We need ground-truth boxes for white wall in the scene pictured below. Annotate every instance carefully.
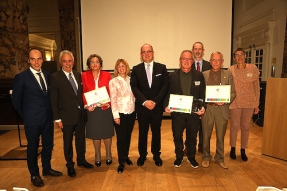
[80,0,233,70]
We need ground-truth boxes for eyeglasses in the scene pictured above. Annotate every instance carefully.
[234,53,245,57]
[90,61,100,64]
[141,50,153,54]
[180,58,192,61]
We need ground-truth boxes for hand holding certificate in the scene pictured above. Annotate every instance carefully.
[84,86,110,106]
[205,85,231,103]
[168,94,193,113]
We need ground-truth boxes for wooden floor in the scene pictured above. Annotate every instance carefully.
[0,120,286,191]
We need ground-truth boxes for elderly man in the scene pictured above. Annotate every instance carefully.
[50,50,93,178]
[164,50,206,168]
[201,51,236,169]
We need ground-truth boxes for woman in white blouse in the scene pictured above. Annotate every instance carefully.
[109,59,136,174]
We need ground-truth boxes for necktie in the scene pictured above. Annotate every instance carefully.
[146,64,151,87]
[36,72,46,94]
[69,73,78,95]
[197,62,200,72]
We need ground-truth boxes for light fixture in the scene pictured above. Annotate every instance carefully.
[45,51,51,61]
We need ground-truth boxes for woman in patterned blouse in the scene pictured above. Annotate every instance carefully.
[228,48,260,162]
[109,59,136,174]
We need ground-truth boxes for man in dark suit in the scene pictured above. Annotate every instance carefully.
[164,50,206,168]
[50,50,93,178]
[12,48,62,187]
[186,42,211,154]
[130,43,169,166]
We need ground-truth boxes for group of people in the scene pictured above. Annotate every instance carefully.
[11,42,260,188]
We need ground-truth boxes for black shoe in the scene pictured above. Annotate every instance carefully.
[153,156,163,166]
[230,147,236,160]
[117,164,124,174]
[137,156,146,166]
[67,167,76,178]
[43,169,63,176]
[187,158,199,169]
[106,159,112,166]
[174,158,183,168]
[78,161,94,169]
[31,176,44,187]
[240,148,248,161]
[125,157,133,165]
[95,161,101,167]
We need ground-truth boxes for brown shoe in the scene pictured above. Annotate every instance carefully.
[215,161,228,169]
[202,160,209,168]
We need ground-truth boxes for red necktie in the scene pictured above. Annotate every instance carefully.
[197,62,200,72]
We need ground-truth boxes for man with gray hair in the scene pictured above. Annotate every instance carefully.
[50,50,93,178]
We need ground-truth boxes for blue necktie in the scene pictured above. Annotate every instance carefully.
[69,73,77,95]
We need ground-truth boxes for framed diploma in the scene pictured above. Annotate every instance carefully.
[205,85,231,103]
[84,86,110,106]
[168,94,193,114]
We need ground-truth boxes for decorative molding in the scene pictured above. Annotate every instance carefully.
[239,9,275,29]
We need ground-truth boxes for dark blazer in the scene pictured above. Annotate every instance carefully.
[193,60,211,72]
[12,68,52,126]
[202,69,236,120]
[130,62,169,113]
[164,68,206,118]
[50,70,87,125]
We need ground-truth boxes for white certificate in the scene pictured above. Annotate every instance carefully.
[168,94,193,114]
[205,85,231,103]
[84,86,110,106]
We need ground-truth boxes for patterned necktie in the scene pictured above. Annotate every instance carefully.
[146,64,151,87]
[197,62,200,72]
[36,72,46,94]
[69,73,77,95]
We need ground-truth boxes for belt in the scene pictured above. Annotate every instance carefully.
[208,103,218,107]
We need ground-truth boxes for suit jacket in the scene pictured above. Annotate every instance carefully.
[12,68,52,126]
[50,70,87,125]
[202,69,236,120]
[81,70,112,109]
[130,62,169,113]
[193,60,211,72]
[163,68,206,118]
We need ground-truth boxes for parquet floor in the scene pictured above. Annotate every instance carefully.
[0,119,286,191]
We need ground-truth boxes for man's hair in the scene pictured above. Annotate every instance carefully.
[59,50,74,63]
[192,42,204,50]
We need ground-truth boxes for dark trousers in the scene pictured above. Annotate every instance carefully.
[62,110,86,168]
[198,121,203,148]
[114,112,136,164]
[172,113,199,160]
[24,119,53,176]
[137,109,163,157]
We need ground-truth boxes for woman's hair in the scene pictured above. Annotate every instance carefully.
[113,59,130,77]
[233,48,245,58]
[86,54,103,68]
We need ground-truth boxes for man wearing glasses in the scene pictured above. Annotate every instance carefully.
[130,43,169,167]
[164,50,206,168]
